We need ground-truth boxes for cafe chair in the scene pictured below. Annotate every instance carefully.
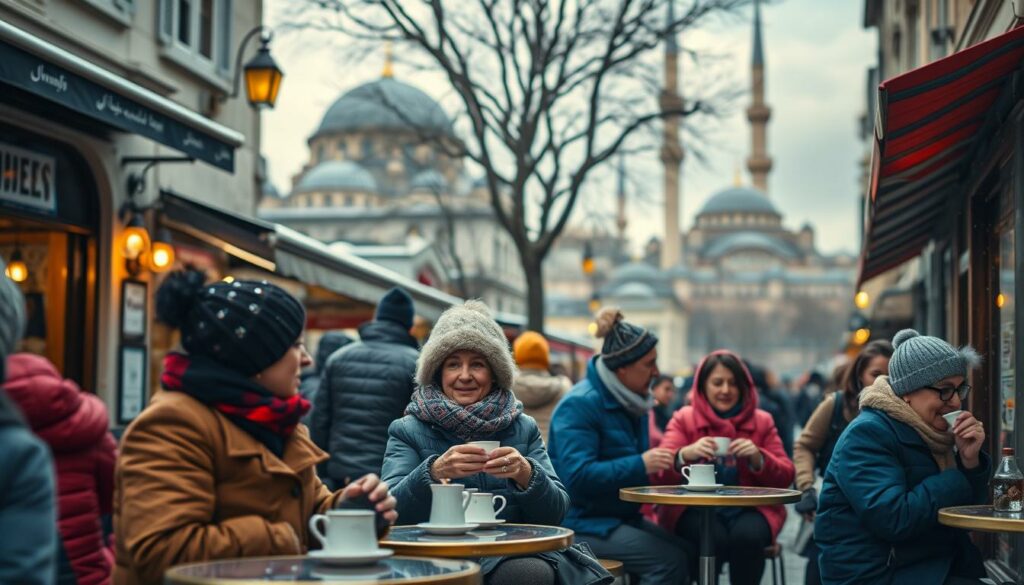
[598,558,626,585]
[764,542,786,585]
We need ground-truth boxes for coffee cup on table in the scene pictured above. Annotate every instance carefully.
[941,410,964,432]
[681,464,716,486]
[467,440,500,454]
[429,483,472,525]
[711,437,731,457]
[308,510,379,554]
[465,492,507,523]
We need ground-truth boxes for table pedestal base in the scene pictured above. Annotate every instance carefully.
[698,507,716,585]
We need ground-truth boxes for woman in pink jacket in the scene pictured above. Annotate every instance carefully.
[655,350,794,585]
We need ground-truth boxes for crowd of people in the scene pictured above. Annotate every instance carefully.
[0,262,999,585]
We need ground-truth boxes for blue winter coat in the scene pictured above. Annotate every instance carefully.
[0,392,57,585]
[548,357,650,537]
[815,406,989,585]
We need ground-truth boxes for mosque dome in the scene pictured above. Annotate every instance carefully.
[312,78,453,139]
[702,231,799,260]
[294,160,378,194]
[697,186,780,217]
[409,169,448,193]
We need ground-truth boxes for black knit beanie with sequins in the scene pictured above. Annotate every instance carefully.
[156,269,306,376]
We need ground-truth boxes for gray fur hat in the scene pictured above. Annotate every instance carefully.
[0,258,26,370]
[416,300,517,390]
[889,329,981,397]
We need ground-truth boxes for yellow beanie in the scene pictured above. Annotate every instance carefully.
[513,331,550,370]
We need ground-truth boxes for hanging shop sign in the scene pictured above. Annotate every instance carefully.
[0,40,235,171]
[0,142,56,215]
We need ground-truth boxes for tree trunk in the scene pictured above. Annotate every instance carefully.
[521,250,546,334]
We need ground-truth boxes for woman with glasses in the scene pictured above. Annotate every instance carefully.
[816,330,989,585]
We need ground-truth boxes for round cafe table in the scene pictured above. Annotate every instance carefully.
[379,524,573,558]
[938,505,1024,534]
[163,555,480,584]
[620,486,801,585]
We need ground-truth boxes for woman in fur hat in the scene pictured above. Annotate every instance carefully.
[816,330,989,585]
[113,270,397,585]
[382,300,610,585]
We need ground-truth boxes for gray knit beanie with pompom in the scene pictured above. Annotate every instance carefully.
[416,300,517,390]
[888,329,981,397]
[593,307,659,370]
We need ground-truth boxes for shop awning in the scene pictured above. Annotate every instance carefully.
[858,25,1024,286]
[0,21,243,172]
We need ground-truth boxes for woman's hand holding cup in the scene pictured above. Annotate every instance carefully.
[483,446,533,489]
[950,411,985,469]
[728,438,764,469]
[431,445,489,481]
[679,437,717,463]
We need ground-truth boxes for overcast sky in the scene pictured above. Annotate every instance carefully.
[262,0,877,256]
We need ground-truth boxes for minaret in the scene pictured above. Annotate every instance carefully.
[660,0,684,269]
[382,41,394,78]
[746,0,773,194]
[616,153,628,243]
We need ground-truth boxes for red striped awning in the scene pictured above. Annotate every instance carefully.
[858,25,1024,286]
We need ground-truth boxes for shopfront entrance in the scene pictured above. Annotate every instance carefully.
[0,123,98,388]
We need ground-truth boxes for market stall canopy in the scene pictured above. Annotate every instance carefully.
[0,20,242,172]
[858,24,1024,286]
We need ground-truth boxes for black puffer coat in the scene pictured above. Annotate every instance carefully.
[309,320,418,486]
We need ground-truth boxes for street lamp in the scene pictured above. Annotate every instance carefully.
[224,27,284,109]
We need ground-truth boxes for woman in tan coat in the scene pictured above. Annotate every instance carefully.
[113,270,397,585]
[792,339,891,585]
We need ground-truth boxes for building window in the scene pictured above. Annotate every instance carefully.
[158,0,233,86]
[81,0,135,26]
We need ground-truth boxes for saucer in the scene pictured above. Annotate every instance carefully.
[468,519,506,529]
[683,483,723,492]
[417,522,480,535]
[307,548,394,566]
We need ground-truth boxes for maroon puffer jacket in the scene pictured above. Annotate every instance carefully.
[4,353,116,585]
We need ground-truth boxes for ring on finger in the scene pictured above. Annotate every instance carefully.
[502,465,508,473]
[504,456,511,466]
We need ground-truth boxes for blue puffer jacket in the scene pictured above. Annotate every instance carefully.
[382,413,569,525]
[816,405,989,585]
[548,357,650,537]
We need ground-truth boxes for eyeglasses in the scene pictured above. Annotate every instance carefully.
[923,383,971,403]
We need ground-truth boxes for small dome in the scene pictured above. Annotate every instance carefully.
[609,282,658,299]
[609,261,664,284]
[698,186,779,216]
[295,160,378,194]
[409,169,448,193]
[702,231,799,260]
[313,78,453,139]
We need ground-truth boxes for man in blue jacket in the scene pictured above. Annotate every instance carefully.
[549,308,689,585]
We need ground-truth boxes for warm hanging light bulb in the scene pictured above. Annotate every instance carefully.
[148,226,175,273]
[122,212,150,261]
[5,248,28,283]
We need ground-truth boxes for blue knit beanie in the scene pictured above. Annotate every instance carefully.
[593,307,658,370]
[375,287,415,330]
[888,329,981,397]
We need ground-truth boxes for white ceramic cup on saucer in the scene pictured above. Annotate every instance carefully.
[308,510,379,554]
[468,440,500,454]
[429,483,471,525]
[466,492,507,523]
[682,464,716,486]
[711,437,731,457]
[942,410,964,432]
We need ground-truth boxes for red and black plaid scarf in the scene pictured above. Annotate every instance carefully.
[162,352,310,457]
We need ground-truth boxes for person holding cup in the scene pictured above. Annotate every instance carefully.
[816,330,989,584]
[382,300,607,585]
[112,270,398,585]
[654,350,795,585]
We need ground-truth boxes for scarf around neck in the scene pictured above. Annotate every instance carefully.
[596,357,652,418]
[161,353,310,457]
[406,384,523,442]
[859,376,956,470]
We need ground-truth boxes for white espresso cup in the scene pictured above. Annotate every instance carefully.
[942,410,964,432]
[429,483,472,525]
[712,437,732,457]
[682,464,717,486]
[465,492,507,523]
[308,510,379,554]
[468,440,500,454]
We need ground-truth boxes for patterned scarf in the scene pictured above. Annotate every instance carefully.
[162,352,310,457]
[406,384,523,441]
[859,376,956,470]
